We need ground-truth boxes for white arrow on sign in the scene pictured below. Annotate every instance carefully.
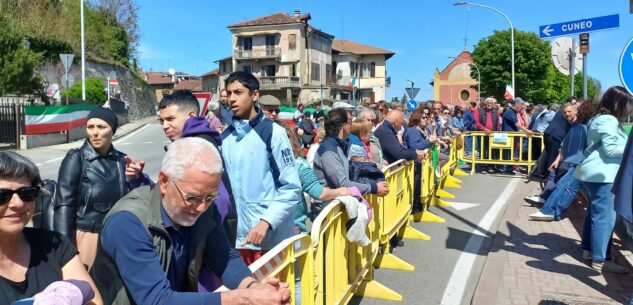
[542,25,554,37]
[449,201,481,211]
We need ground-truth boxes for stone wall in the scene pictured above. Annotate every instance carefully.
[39,59,157,120]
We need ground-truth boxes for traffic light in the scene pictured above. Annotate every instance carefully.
[579,33,589,54]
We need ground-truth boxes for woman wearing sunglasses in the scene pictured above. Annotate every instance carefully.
[54,108,151,270]
[0,151,103,305]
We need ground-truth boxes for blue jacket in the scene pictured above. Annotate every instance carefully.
[463,110,475,131]
[613,132,633,222]
[221,111,301,250]
[374,121,417,164]
[403,127,431,151]
[574,115,628,183]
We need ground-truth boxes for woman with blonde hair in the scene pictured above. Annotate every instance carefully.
[349,119,374,162]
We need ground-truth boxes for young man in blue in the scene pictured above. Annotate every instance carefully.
[221,71,302,264]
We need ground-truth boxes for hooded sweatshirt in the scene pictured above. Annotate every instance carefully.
[181,116,231,223]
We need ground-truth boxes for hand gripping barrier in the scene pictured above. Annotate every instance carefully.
[461,131,544,176]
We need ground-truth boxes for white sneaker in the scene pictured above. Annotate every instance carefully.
[524,196,545,206]
[528,211,554,221]
[592,261,629,274]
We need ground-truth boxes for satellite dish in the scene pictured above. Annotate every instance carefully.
[551,37,582,76]
[168,68,176,75]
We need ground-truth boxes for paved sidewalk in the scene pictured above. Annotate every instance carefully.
[472,180,633,305]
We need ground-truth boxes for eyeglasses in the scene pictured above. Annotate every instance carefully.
[168,176,217,207]
[0,186,40,205]
[263,107,279,114]
[378,108,386,112]
[442,112,450,115]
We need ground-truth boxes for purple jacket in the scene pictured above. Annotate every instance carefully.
[182,116,230,222]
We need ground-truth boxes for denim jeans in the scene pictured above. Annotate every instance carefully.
[581,182,616,262]
[539,167,581,220]
[540,167,570,200]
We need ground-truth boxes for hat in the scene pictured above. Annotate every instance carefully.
[31,280,95,305]
[348,144,368,159]
[87,107,118,134]
[512,97,525,106]
[258,95,281,106]
[303,111,311,117]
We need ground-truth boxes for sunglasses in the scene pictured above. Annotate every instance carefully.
[0,186,40,205]
[169,176,217,207]
[443,112,450,115]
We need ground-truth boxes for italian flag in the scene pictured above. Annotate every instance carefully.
[24,103,96,135]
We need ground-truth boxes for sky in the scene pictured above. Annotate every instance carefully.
[137,0,632,102]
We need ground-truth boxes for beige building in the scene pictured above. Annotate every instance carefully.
[228,10,334,105]
[331,40,394,103]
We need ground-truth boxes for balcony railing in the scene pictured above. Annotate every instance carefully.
[234,46,281,60]
[260,76,300,90]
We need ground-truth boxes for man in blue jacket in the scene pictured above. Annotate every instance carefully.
[374,110,427,164]
[221,71,302,264]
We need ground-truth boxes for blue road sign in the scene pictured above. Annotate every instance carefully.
[406,99,417,111]
[539,14,619,39]
[620,37,633,94]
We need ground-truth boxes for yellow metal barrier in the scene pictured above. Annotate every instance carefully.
[462,131,544,176]
[214,234,314,305]
[241,157,452,305]
[311,199,401,304]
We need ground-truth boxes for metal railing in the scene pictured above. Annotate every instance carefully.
[234,46,281,59]
[260,76,301,89]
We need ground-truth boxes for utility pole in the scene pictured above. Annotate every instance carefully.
[80,0,86,100]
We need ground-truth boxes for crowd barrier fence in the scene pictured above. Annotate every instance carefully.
[231,136,467,304]
[461,131,544,176]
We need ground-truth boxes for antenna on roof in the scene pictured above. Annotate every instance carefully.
[463,6,471,50]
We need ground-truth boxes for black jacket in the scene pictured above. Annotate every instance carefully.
[54,140,129,243]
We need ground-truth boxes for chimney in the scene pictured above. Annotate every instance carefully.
[293,10,300,17]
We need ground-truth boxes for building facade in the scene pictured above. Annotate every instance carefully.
[331,40,394,103]
[431,50,479,106]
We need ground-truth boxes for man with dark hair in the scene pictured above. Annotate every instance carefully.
[221,71,301,265]
[158,90,200,141]
[534,96,577,177]
[313,108,389,198]
[219,89,233,125]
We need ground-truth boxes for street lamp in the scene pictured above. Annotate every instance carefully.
[453,1,515,96]
[448,56,481,102]
[80,0,86,101]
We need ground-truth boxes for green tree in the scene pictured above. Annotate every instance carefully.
[471,29,600,104]
[61,77,106,103]
[0,16,44,96]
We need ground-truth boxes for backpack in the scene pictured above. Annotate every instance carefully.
[222,118,282,189]
[32,179,57,231]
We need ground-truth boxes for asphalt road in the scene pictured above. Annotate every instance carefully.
[353,171,526,305]
[16,122,168,181]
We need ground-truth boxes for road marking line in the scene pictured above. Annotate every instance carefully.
[114,124,151,144]
[440,178,520,305]
[449,201,481,212]
[143,141,154,144]
[44,157,63,163]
